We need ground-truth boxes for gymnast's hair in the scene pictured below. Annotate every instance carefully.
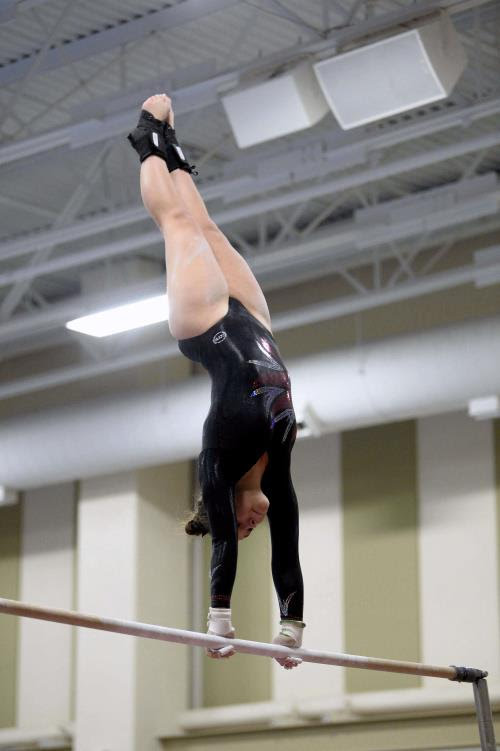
[185,493,210,536]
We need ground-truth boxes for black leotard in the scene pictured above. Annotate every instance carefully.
[178,297,304,621]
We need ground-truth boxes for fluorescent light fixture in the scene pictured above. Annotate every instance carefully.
[0,486,18,506]
[468,396,500,420]
[66,294,168,337]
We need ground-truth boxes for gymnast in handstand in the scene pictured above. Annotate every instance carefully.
[128,94,304,669]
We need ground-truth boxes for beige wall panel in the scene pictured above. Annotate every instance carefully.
[495,419,500,636]
[342,421,421,692]
[418,413,499,685]
[203,519,271,707]
[76,473,137,751]
[272,433,344,701]
[77,464,192,751]
[17,483,75,729]
[0,503,20,728]
[136,462,192,745]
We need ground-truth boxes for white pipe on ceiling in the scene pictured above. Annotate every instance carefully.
[0,315,499,490]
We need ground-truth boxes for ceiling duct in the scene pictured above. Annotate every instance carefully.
[1,315,499,490]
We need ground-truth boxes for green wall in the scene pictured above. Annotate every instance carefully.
[203,520,271,706]
[0,502,21,727]
[495,419,500,630]
[342,421,421,692]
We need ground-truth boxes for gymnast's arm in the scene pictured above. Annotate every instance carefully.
[262,453,304,623]
[197,449,239,610]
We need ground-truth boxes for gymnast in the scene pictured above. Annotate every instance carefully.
[128,94,304,669]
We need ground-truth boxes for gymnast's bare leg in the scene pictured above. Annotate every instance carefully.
[139,97,229,340]
[169,170,272,333]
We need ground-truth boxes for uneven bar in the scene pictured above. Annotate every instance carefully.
[0,597,484,681]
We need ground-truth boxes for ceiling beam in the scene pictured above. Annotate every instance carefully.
[2,254,500,400]
[1,0,490,88]
[0,0,494,168]
[1,97,499,263]
[0,0,16,24]
[0,142,112,321]
[0,129,500,296]
[0,193,57,219]
[1,171,496,290]
[259,0,326,39]
[14,0,54,10]
[0,177,498,345]
[0,0,75,134]
[0,0,243,86]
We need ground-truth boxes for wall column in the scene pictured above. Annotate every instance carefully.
[417,412,500,687]
[272,433,344,701]
[0,503,21,729]
[76,462,191,751]
[17,483,75,729]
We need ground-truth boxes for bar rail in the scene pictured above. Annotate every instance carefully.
[0,597,486,682]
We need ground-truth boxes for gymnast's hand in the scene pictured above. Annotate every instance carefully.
[141,93,174,127]
[206,607,236,659]
[273,620,305,670]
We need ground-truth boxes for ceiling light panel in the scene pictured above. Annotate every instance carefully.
[66,294,168,337]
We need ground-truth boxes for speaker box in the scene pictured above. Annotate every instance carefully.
[221,61,329,148]
[314,14,467,130]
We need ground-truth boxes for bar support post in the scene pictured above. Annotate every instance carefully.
[473,678,497,751]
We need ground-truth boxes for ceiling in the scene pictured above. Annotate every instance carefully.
[0,0,499,402]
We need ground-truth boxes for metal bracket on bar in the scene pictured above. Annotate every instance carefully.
[450,665,489,682]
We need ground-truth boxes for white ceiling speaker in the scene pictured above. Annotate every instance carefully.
[313,14,467,130]
[221,61,329,148]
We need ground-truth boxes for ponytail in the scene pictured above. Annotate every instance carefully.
[185,495,210,537]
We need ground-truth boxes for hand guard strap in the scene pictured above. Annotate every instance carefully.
[127,109,169,164]
[164,121,198,175]
[127,110,198,175]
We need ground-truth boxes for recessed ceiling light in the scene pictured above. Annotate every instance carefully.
[66,294,169,337]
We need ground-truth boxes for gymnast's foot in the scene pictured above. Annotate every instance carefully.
[142,93,174,126]
[273,620,305,670]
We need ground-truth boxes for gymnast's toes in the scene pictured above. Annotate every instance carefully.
[142,93,171,122]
